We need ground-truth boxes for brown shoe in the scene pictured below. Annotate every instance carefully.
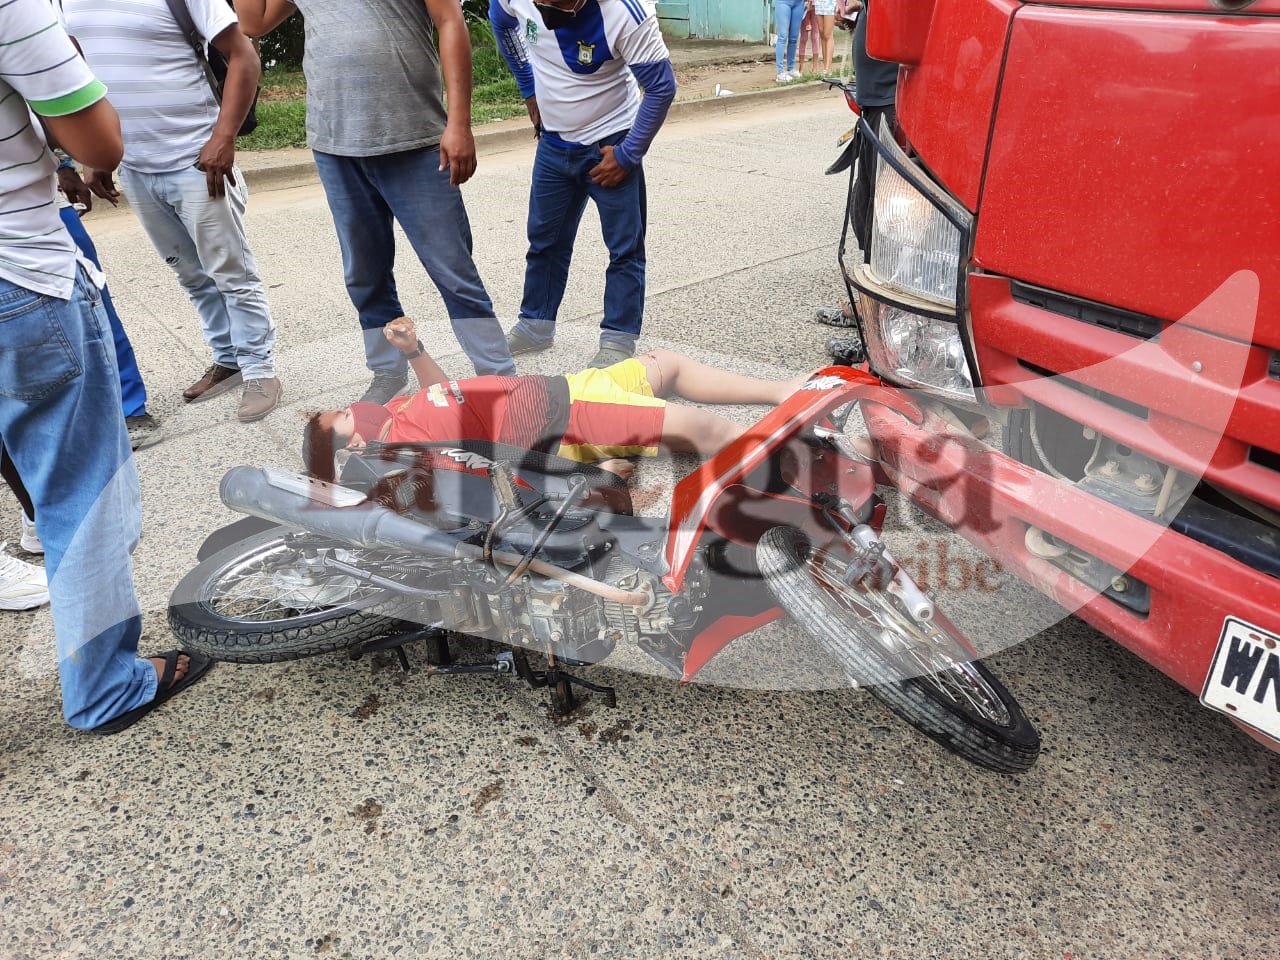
[183,363,241,402]
[237,377,282,422]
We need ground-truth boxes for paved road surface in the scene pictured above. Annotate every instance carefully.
[0,96,1275,960]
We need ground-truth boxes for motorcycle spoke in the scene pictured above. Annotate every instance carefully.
[806,544,1011,726]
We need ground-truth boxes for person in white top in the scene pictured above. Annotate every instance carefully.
[0,0,213,731]
[64,0,284,423]
[490,0,676,370]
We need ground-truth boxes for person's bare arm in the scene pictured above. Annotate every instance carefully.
[197,24,262,198]
[425,0,477,186]
[235,0,297,37]
[43,98,122,171]
[385,318,449,386]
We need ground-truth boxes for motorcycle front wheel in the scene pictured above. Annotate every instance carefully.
[168,528,421,663]
[756,525,1040,773]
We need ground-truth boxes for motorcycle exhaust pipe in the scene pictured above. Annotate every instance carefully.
[220,465,465,559]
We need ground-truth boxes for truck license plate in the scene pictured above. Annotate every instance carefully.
[1200,617,1280,742]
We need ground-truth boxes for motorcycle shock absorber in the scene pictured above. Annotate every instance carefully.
[848,525,935,622]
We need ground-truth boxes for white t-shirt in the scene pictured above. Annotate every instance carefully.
[0,0,108,298]
[64,0,237,173]
[494,0,669,145]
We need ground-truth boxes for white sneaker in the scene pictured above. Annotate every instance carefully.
[776,72,791,83]
[0,550,49,610]
[19,513,42,554]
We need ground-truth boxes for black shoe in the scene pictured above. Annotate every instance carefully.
[826,336,866,367]
[359,371,410,405]
[126,413,162,451]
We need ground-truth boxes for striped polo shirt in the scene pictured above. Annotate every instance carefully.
[0,0,107,298]
[64,0,235,173]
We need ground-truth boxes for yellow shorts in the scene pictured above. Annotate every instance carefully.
[559,359,666,462]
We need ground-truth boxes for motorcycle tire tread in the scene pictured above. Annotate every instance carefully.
[168,529,420,663]
[756,525,1041,774]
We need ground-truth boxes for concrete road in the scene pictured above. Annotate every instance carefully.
[1,93,1276,960]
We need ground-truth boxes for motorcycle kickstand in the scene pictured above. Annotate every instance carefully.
[349,625,453,672]
[509,648,617,715]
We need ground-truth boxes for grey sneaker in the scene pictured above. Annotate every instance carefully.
[826,335,866,367]
[814,304,858,328]
[237,377,283,422]
[359,371,410,405]
[587,345,634,369]
[125,413,162,451]
[505,327,553,356]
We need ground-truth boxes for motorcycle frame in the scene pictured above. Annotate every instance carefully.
[661,365,924,679]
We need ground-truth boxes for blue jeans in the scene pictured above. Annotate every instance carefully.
[59,206,148,417]
[118,164,277,380]
[510,132,647,354]
[775,0,806,73]
[312,147,515,378]
[0,269,154,729]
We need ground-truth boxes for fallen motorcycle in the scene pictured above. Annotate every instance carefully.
[168,366,1040,773]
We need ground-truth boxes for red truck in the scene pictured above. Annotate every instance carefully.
[843,0,1280,748]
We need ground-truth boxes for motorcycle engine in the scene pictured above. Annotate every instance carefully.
[472,556,696,666]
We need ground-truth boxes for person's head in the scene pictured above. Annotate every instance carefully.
[302,402,393,481]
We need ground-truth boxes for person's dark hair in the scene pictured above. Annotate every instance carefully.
[302,411,340,483]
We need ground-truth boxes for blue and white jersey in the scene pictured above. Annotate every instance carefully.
[491,0,670,149]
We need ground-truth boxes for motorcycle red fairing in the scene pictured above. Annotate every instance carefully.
[665,366,924,679]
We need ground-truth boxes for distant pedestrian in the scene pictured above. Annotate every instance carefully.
[812,0,837,74]
[490,0,677,370]
[64,0,284,423]
[775,0,806,81]
[238,0,516,406]
[797,1,819,76]
[0,0,212,730]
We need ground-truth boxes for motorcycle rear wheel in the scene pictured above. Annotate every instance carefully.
[168,529,419,663]
[757,525,1040,773]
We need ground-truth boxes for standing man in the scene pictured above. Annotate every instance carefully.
[490,0,676,370]
[0,0,211,731]
[238,0,516,405]
[64,0,284,423]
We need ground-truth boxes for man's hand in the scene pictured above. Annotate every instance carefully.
[525,95,542,138]
[57,166,94,212]
[81,166,120,206]
[589,145,629,187]
[439,122,477,187]
[383,317,419,354]
[196,132,238,198]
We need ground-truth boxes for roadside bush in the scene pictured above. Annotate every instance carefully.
[257,15,305,69]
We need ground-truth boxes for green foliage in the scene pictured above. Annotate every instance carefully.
[462,0,491,23]
[237,98,307,150]
[256,14,305,69]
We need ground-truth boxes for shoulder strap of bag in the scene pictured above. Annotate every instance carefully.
[160,0,223,102]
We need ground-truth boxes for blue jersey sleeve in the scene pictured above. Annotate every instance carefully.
[613,59,676,170]
[489,0,537,99]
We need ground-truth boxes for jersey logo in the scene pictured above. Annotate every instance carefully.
[525,19,538,44]
[426,383,450,408]
[576,41,595,66]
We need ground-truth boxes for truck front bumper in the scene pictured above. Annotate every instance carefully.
[861,399,1280,748]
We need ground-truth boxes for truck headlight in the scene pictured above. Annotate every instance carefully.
[856,296,975,399]
[870,161,961,306]
[843,116,977,403]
